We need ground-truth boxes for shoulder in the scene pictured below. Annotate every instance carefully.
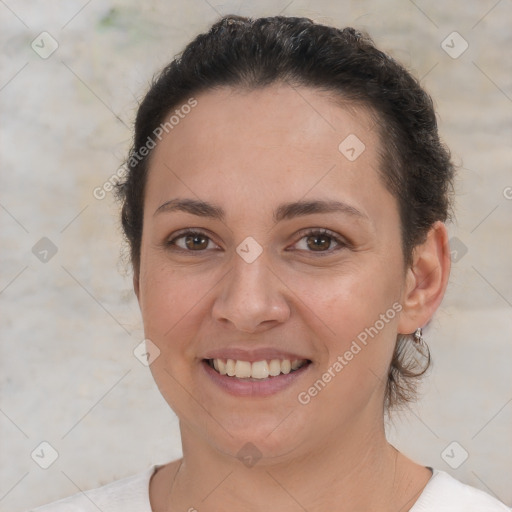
[411,468,511,512]
[28,464,159,512]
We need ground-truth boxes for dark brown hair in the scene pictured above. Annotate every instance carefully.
[114,14,455,409]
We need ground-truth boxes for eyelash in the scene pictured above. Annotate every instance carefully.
[164,228,349,256]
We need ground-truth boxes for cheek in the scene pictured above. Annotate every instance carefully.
[295,259,402,336]
[138,262,199,343]
[140,267,204,406]
[294,259,402,390]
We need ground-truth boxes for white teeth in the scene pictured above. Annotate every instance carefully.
[217,359,227,375]
[251,360,269,379]
[209,358,308,379]
[234,360,252,378]
[291,359,301,370]
[269,359,281,376]
[226,359,236,376]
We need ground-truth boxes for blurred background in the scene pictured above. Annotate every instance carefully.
[1,1,511,510]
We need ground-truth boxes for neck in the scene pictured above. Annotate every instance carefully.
[161,412,426,512]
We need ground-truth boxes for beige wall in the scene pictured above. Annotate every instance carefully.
[1,1,511,510]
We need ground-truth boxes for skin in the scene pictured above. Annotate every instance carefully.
[133,83,451,512]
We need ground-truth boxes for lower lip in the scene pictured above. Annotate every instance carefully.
[200,360,312,397]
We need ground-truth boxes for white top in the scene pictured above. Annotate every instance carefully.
[29,464,511,512]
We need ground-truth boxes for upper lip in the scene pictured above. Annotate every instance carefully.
[203,347,311,363]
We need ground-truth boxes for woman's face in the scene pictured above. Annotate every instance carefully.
[135,84,409,461]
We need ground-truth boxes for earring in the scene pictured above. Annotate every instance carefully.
[413,327,423,344]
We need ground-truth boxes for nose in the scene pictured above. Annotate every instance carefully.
[211,252,291,333]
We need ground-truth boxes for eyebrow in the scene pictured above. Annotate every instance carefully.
[154,198,369,223]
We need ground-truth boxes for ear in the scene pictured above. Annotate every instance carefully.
[397,221,451,335]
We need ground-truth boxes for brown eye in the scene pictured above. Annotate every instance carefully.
[183,233,209,250]
[166,230,217,252]
[293,228,347,255]
[306,233,333,251]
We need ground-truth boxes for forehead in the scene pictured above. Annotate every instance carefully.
[166,83,378,151]
[144,83,388,218]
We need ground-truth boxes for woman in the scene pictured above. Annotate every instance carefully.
[31,14,510,512]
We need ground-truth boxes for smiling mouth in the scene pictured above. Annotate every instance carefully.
[204,358,311,379]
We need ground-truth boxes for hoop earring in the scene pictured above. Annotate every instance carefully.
[413,327,423,344]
